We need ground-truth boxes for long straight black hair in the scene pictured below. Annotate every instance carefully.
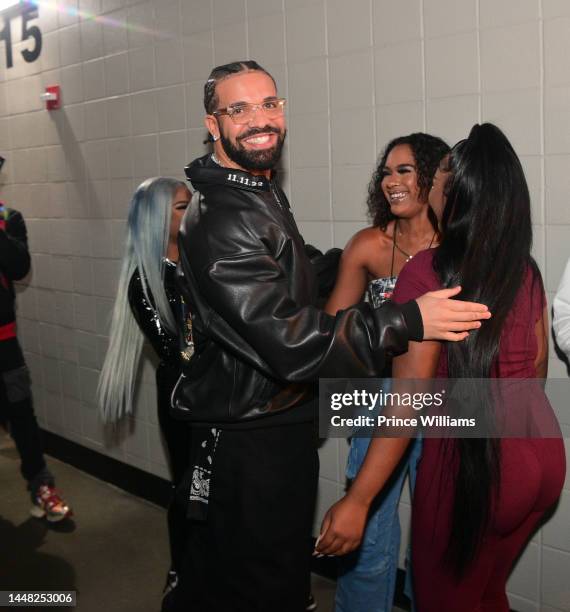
[433,123,537,574]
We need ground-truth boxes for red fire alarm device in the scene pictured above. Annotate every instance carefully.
[41,85,61,110]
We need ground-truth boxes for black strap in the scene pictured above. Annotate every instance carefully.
[390,220,397,278]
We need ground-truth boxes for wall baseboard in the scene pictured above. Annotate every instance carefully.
[42,429,173,509]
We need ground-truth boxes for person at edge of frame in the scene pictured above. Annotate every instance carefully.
[553,257,570,362]
[0,155,72,523]
[168,60,490,612]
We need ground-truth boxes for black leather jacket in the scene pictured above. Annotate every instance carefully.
[173,155,422,425]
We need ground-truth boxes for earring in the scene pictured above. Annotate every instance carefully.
[212,134,219,142]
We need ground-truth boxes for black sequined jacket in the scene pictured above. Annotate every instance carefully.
[127,260,181,368]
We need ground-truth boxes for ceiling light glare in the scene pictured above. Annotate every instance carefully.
[0,0,21,11]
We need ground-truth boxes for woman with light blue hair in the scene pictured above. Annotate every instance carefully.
[98,176,192,600]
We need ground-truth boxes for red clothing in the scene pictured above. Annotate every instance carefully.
[393,248,565,612]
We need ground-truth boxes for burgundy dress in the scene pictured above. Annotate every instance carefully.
[393,248,566,612]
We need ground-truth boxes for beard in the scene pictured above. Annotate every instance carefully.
[219,125,286,171]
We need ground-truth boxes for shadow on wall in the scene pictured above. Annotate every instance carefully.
[50,107,102,219]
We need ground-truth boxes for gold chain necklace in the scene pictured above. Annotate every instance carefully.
[394,220,436,262]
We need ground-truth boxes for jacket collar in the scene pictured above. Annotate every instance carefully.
[185,154,273,193]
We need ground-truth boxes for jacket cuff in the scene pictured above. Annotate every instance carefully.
[400,300,423,342]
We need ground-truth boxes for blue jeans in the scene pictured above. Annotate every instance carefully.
[335,434,422,612]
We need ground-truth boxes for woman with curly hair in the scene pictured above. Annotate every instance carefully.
[326,133,450,612]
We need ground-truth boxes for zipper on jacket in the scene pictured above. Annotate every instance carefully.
[270,180,289,213]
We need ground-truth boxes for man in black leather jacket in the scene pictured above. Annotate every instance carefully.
[172,61,489,612]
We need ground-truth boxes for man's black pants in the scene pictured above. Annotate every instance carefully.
[0,366,53,496]
[173,420,319,612]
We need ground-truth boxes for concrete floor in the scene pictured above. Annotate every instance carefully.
[0,436,173,611]
[0,433,339,612]
[0,432,406,611]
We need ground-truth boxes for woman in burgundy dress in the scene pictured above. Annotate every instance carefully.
[316,123,565,611]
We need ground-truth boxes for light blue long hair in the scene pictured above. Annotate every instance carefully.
[98,177,186,422]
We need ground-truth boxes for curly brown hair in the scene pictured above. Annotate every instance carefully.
[367,133,450,230]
